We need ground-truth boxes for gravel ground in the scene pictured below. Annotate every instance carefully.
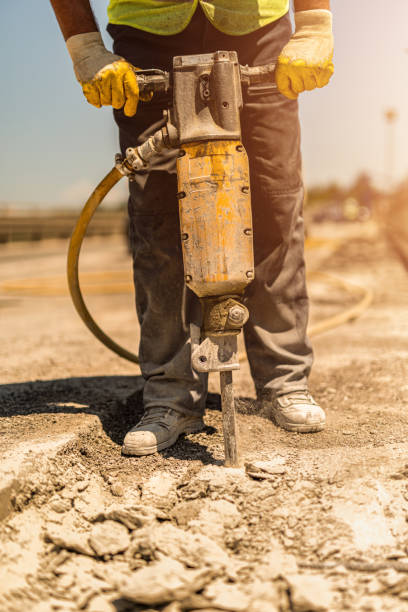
[1,221,408,611]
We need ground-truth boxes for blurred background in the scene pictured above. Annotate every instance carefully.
[0,0,407,256]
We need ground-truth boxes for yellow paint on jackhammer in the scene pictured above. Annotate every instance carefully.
[177,140,254,297]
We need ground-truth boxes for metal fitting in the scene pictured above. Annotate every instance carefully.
[125,128,170,172]
[227,305,249,328]
[115,154,136,178]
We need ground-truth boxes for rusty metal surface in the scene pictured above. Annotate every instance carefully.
[177,140,254,297]
[220,370,241,467]
[201,296,249,336]
[171,51,243,144]
[191,334,239,373]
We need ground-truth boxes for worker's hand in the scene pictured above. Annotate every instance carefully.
[276,9,334,100]
[66,32,148,116]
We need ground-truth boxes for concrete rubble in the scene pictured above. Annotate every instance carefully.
[2,229,408,610]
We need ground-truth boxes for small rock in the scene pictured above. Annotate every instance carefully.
[142,472,176,500]
[286,574,333,612]
[245,461,286,480]
[128,523,233,575]
[49,496,72,514]
[189,499,242,543]
[92,504,164,530]
[110,482,124,497]
[342,431,353,436]
[171,499,203,527]
[89,520,130,557]
[75,480,89,492]
[45,527,94,556]
[118,558,214,605]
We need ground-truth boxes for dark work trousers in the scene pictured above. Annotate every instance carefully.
[108,7,313,416]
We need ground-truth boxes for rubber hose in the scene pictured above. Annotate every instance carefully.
[67,167,140,364]
[67,169,373,365]
[307,271,374,337]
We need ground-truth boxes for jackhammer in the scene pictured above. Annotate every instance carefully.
[67,51,278,466]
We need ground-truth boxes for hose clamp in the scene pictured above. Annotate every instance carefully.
[114,154,137,179]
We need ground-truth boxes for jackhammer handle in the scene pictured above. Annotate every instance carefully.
[133,68,171,95]
[240,60,278,90]
[133,60,278,96]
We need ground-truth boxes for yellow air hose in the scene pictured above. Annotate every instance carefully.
[65,168,373,366]
[67,167,140,364]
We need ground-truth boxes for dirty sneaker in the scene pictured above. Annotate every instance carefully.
[122,407,205,456]
[265,391,325,433]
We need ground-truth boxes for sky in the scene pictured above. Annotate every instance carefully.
[1,1,407,207]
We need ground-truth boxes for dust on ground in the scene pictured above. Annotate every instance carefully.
[1,221,408,611]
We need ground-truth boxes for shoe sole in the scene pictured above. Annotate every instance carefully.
[122,420,205,456]
[273,413,325,433]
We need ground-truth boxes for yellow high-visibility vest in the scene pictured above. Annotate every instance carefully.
[107,1,289,36]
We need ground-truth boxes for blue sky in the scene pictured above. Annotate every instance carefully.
[1,1,407,207]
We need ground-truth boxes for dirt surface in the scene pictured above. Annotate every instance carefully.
[1,221,408,611]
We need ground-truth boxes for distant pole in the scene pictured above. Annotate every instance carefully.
[384,108,398,191]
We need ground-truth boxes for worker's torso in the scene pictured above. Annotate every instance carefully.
[107,0,289,36]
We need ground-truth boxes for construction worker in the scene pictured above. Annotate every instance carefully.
[50,0,334,455]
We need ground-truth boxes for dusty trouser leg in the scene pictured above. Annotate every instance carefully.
[114,108,207,416]
[237,21,314,400]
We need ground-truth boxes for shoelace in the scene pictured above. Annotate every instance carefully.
[139,407,173,429]
[280,391,316,404]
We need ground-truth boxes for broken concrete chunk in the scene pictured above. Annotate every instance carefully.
[192,465,248,492]
[128,523,232,574]
[188,499,242,543]
[49,495,72,514]
[118,558,214,605]
[110,482,124,497]
[172,499,241,532]
[171,499,203,527]
[45,526,95,556]
[199,500,241,530]
[89,520,130,557]
[91,504,166,530]
[286,574,333,612]
[245,461,286,480]
[142,471,176,500]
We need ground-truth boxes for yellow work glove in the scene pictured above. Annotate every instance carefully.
[66,32,145,117]
[276,9,334,100]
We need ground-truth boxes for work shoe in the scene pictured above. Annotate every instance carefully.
[265,391,325,433]
[122,407,205,456]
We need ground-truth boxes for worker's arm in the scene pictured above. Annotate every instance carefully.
[49,0,140,116]
[275,0,334,100]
